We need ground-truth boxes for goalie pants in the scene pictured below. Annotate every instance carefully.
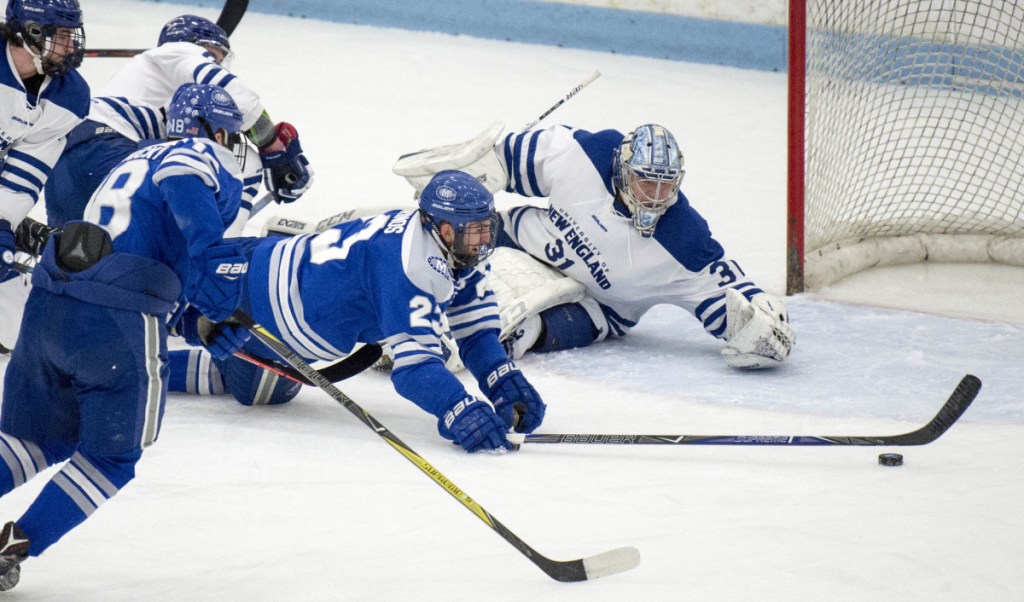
[0,288,166,555]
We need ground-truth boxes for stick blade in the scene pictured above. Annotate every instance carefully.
[886,374,981,445]
[535,545,640,582]
[582,545,641,580]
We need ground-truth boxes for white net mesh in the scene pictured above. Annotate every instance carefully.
[802,1,1024,287]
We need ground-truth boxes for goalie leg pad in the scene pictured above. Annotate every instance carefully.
[720,289,795,369]
[488,247,587,341]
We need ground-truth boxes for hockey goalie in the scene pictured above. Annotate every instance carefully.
[391,120,795,369]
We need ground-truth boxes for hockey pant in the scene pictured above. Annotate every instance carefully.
[0,289,166,556]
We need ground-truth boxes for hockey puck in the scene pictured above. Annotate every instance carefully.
[878,453,903,467]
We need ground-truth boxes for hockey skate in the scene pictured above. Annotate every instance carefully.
[0,521,30,592]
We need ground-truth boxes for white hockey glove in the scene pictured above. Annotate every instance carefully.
[720,289,795,369]
[393,121,508,195]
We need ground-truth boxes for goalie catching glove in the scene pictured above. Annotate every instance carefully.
[721,289,795,369]
[260,122,314,203]
[479,361,546,433]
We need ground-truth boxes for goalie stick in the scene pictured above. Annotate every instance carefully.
[521,70,601,131]
[508,374,981,447]
[231,309,640,582]
[85,0,249,58]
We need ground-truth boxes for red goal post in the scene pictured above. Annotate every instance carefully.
[786,1,1024,293]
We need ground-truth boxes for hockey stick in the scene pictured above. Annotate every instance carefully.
[85,0,248,58]
[231,309,640,582]
[508,375,981,447]
[234,344,383,386]
[520,70,601,131]
[215,0,249,37]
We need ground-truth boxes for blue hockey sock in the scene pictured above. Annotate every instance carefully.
[0,434,73,495]
[17,449,141,556]
[534,303,599,352]
[167,348,226,395]
[221,355,301,406]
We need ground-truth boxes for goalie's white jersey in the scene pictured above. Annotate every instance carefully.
[498,125,765,339]
[88,42,264,142]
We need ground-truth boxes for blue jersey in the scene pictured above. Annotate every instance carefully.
[246,209,506,416]
[0,137,244,561]
[81,138,244,300]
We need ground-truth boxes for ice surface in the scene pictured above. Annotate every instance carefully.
[0,2,1020,600]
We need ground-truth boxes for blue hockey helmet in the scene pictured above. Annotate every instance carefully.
[166,83,244,140]
[612,124,685,237]
[419,170,497,268]
[158,14,231,65]
[4,0,85,76]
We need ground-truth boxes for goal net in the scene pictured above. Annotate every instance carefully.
[787,0,1024,292]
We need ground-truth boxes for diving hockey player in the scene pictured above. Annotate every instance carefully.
[394,123,795,369]
[172,170,547,453]
[0,83,251,591]
[0,0,88,351]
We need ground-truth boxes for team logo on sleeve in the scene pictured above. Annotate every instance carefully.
[427,255,453,282]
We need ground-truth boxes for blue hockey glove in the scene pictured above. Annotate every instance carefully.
[437,396,512,453]
[260,122,313,204]
[174,306,252,361]
[188,243,248,323]
[0,220,18,283]
[200,322,251,361]
[480,361,546,433]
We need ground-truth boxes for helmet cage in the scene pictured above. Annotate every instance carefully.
[614,124,685,237]
[19,20,84,75]
[433,212,498,269]
[5,0,85,76]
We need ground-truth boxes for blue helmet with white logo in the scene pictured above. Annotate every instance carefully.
[158,14,231,64]
[4,0,85,76]
[166,83,243,140]
[612,124,685,237]
[419,170,497,268]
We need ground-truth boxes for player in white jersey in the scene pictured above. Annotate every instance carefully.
[174,171,547,453]
[42,13,313,231]
[0,0,88,352]
[395,123,795,369]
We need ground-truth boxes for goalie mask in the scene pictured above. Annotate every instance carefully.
[4,0,85,76]
[166,83,247,169]
[419,170,498,269]
[612,124,685,237]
